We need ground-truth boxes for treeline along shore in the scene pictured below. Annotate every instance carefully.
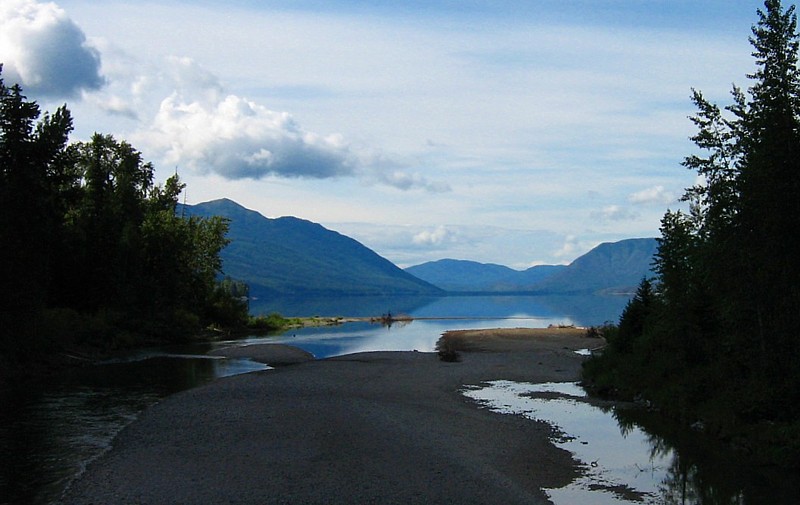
[0,65,259,386]
[582,0,800,468]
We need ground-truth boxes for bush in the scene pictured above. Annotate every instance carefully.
[435,337,461,362]
[247,313,290,331]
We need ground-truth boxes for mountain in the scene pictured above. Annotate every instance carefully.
[533,238,658,295]
[405,238,658,295]
[405,260,565,292]
[184,199,443,296]
[493,264,567,291]
[403,259,516,292]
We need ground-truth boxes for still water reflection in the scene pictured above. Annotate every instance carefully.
[463,381,799,504]
[6,294,793,504]
[249,293,629,327]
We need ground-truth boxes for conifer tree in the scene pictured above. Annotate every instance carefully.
[585,1,800,448]
[0,66,74,348]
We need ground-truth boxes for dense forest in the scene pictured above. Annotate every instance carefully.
[583,0,800,465]
[0,66,248,374]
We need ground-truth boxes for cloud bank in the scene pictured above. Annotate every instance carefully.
[0,0,103,97]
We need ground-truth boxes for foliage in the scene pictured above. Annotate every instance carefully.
[0,66,247,363]
[207,277,250,327]
[582,0,800,466]
[435,337,461,362]
[246,313,298,331]
[0,68,74,351]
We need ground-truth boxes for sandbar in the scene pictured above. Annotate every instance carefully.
[61,327,602,504]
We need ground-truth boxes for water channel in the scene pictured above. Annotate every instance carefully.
[1,295,797,504]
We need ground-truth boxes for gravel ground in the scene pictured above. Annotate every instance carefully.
[208,343,315,365]
[61,328,600,505]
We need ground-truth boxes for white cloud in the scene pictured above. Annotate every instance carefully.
[412,225,455,247]
[368,163,452,193]
[0,0,103,97]
[553,235,579,260]
[333,221,570,268]
[629,185,677,205]
[137,90,357,180]
[553,235,599,262]
[23,1,755,267]
[127,57,449,190]
[594,205,640,222]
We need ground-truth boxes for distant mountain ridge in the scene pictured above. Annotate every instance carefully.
[185,198,656,297]
[184,199,442,297]
[406,238,658,295]
[533,238,658,294]
[404,259,567,292]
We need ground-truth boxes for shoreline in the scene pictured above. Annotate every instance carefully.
[62,327,601,504]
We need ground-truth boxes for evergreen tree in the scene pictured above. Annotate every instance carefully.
[0,66,74,350]
[736,0,800,386]
[584,1,800,460]
[614,277,655,354]
[1,65,245,360]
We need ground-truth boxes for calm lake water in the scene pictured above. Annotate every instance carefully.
[2,295,797,504]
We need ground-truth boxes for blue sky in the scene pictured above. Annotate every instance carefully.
[1,0,770,268]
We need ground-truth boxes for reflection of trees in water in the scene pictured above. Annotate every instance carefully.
[611,408,753,505]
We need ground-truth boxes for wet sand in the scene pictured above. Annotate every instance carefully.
[61,327,602,505]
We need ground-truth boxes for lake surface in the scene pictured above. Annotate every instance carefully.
[2,294,796,504]
[248,293,630,327]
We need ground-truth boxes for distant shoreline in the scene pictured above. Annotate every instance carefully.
[287,315,591,328]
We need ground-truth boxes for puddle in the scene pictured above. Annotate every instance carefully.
[462,381,671,504]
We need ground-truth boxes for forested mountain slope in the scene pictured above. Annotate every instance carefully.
[185,199,443,296]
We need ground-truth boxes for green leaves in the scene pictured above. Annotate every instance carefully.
[1,65,243,351]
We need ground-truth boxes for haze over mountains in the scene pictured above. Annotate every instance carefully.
[186,199,657,297]
[404,261,565,293]
[407,238,657,294]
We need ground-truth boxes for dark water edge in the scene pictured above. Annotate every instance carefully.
[465,381,800,504]
[609,406,800,504]
[0,354,267,505]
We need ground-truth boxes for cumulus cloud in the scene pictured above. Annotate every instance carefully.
[629,185,676,205]
[412,225,455,246]
[0,0,103,97]
[133,57,447,190]
[136,65,357,180]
